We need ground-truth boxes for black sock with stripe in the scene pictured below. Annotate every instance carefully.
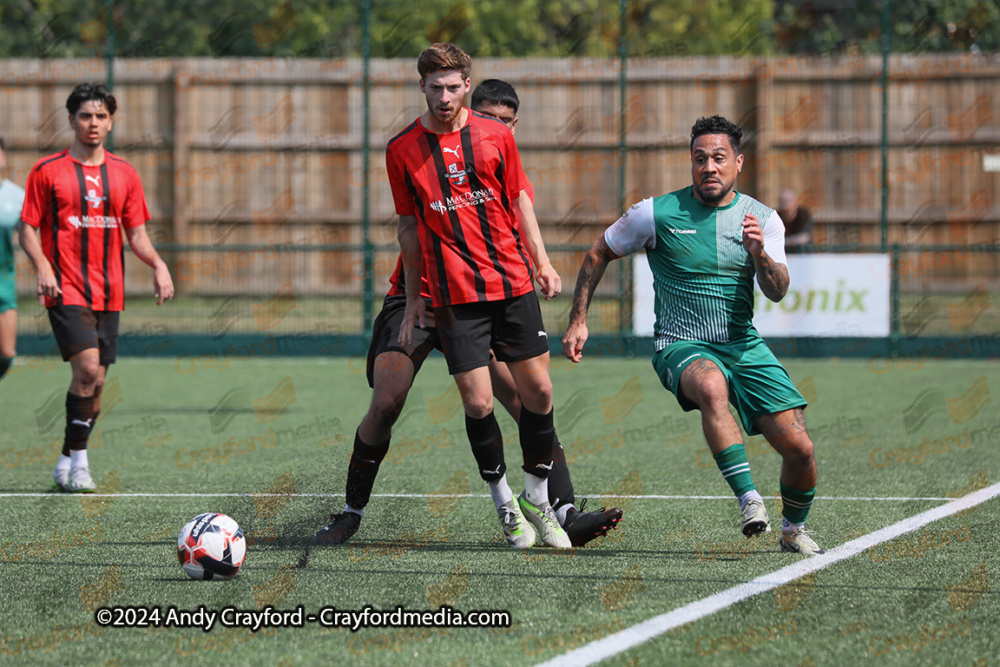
[518,406,555,478]
[546,440,575,510]
[344,429,390,510]
[63,391,98,455]
[466,411,506,483]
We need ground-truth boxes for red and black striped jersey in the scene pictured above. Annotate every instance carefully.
[385,110,534,307]
[21,150,149,311]
[386,172,535,299]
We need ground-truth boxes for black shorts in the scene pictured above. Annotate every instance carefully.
[48,305,120,365]
[435,291,550,375]
[365,294,440,388]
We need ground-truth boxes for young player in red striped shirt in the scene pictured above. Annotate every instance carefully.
[392,44,570,548]
[315,79,621,548]
[19,82,174,492]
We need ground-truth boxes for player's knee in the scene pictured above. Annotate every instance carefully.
[795,436,815,460]
[369,389,409,428]
[519,378,553,413]
[463,396,494,420]
[783,435,815,467]
[689,376,728,412]
[75,363,101,387]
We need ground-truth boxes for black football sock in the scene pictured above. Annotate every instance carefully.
[518,406,555,478]
[344,429,390,511]
[546,440,575,510]
[466,411,506,482]
[0,356,13,380]
[64,391,98,454]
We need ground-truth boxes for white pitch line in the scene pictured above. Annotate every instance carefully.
[0,493,957,500]
[535,482,1000,667]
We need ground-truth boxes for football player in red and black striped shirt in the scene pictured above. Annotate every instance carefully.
[19,82,174,493]
[391,44,571,548]
[315,79,622,548]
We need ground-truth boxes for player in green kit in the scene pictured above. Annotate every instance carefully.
[562,115,823,555]
[0,137,24,381]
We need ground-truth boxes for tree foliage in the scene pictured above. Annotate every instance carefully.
[773,0,998,55]
[0,0,993,59]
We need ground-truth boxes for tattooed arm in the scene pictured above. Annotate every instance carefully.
[562,235,622,362]
[742,212,789,301]
[755,251,790,301]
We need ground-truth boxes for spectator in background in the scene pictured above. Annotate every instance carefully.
[777,188,813,252]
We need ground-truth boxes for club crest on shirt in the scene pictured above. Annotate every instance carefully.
[85,188,105,209]
[445,162,468,186]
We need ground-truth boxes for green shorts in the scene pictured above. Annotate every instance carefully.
[0,272,15,313]
[652,336,806,436]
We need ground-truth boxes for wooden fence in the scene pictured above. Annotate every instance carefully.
[1,54,998,297]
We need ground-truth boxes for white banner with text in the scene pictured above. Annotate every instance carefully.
[633,253,891,337]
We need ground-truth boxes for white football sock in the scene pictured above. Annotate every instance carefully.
[555,503,573,526]
[523,472,548,506]
[782,517,804,531]
[69,449,89,469]
[55,455,72,475]
[488,474,514,508]
[738,489,763,511]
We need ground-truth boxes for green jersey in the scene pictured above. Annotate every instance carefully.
[605,186,786,350]
[0,179,25,287]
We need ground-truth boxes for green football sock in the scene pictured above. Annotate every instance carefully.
[713,443,756,496]
[780,481,816,524]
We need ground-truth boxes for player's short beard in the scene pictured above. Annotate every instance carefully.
[694,179,733,205]
[435,102,461,124]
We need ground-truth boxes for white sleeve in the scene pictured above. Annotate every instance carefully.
[762,210,787,266]
[0,179,26,229]
[603,198,656,256]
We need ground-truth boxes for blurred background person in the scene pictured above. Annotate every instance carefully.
[777,188,813,253]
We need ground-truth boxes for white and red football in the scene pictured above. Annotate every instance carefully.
[177,513,246,580]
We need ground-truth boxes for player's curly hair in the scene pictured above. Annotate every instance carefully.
[66,82,118,116]
[417,43,472,81]
[690,115,742,154]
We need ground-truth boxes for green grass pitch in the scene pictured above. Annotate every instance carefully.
[1,355,998,666]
